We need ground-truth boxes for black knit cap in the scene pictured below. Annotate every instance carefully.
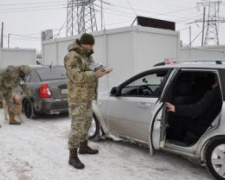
[80,33,95,45]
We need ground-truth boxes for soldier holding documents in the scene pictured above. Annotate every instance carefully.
[64,33,111,169]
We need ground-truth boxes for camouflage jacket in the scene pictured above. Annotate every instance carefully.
[0,65,32,97]
[64,40,98,103]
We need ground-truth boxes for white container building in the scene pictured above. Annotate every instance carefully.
[42,26,179,91]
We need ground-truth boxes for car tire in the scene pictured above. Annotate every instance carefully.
[23,99,36,119]
[89,113,101,141]
[206,138,225,180]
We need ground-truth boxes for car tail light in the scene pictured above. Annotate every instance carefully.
[39,83,52,98]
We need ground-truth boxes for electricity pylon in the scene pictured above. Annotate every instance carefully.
[66,0,98,36]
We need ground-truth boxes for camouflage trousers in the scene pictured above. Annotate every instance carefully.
[0,87,14,112]
[68,101,92,150]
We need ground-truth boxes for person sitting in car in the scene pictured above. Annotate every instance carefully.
[166,74,222,144]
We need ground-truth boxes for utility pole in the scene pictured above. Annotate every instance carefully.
[0,22,3,48]
[189,26,192,47]
[8,33,11,48]
[101,0,103,30]
[201,7,206,46]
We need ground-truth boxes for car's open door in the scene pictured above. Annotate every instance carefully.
[149,68,178,155]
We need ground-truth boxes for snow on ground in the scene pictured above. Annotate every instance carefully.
[0,109,213,180]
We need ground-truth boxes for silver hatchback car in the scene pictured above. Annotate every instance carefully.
[90,60,225,180]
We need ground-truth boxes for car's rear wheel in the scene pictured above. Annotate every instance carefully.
[89,113,101,141]
[23,99,36,119]
[206,138,225,180]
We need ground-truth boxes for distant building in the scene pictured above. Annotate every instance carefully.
[0,48,36,68]
[179,45,225,60]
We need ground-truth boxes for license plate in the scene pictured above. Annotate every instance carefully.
[61,89,68,94]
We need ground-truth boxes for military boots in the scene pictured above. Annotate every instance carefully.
[9,112,21,125]
[69,149,85,169]
[79,140,99,154]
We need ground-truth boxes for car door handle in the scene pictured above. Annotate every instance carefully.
[137,102,151,109]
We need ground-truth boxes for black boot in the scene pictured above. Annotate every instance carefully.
[69,149,85,169]
[79,140,99,155]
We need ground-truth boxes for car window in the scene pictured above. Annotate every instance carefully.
[128,73,164,87]
[121,70,169,97]
[36,66,66,81]
[25,73,31,82]
[30,70,41,82]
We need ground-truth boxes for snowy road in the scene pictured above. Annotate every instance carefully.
[0,110,213,180]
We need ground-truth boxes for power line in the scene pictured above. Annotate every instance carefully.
[106,20,133,26]
[0,3,66,10]
[7,34,41,48]
[0,7,66,14]
[0,1,66,8]
[157,0,192,9]
[0,4,67,14]
[156,7,196,16]
[96,3,197,22]
[55,20,67,38]
[190,29,202,44]
[177,14,202,23]
[105,2,165,15]
[7,28,67,39]
[124,0,137,16]
[104,3,198,25]
[177,27,190,32]
[9,34,41,39]
[94,5,134,18]
[104,1,196,18]
[95,3,134,17]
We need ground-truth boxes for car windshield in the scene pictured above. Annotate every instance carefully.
[36,66,66,81]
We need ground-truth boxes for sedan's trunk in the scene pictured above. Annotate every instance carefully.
[45,80,68,99]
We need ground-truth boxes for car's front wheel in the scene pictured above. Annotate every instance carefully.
[23,99,36,119]
[206,138,225,180]
[88,113,101,141]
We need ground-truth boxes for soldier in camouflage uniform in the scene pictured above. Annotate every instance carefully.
[0,65,32,127]
[64,33,107,169]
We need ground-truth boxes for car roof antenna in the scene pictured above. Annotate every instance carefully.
[49,61,54,70]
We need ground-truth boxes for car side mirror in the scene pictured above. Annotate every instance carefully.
[110,87,120,96]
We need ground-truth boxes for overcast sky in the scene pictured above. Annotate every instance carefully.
[0,0,225,52]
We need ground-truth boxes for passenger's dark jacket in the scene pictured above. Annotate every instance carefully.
[175,86,222,135]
